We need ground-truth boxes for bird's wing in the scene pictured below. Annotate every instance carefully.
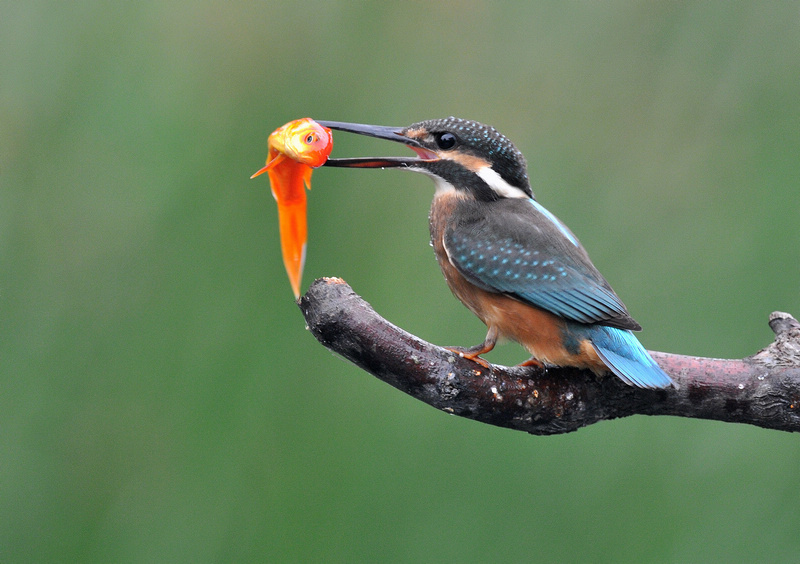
[443,198,641,330]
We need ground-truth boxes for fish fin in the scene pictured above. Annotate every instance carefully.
[251,153,288,179]
[265,153,287,170]
[302,165,313,191]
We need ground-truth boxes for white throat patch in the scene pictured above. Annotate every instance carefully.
[475,167,529,199]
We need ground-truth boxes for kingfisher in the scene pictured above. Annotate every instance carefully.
[318,117,672,389]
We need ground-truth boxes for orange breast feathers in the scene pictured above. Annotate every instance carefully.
[251,118,333,299]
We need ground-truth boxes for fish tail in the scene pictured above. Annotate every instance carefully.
[277,199,307,299]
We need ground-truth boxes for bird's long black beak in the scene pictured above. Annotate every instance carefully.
[317,120,438,168]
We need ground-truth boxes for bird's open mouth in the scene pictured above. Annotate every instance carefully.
[317,120,439,168]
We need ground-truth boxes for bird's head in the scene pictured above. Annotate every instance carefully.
[319,117,532,201]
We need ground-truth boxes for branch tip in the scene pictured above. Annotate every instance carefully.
[769,311,800,337]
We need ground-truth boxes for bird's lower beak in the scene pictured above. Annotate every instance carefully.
[317,120,438,168]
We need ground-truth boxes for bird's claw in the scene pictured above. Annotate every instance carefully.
[444,346,492,369]
[518,357,545,370]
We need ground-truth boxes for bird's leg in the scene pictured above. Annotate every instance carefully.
[445,327,498,369]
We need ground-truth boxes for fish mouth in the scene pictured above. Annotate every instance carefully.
[317,121,439,168]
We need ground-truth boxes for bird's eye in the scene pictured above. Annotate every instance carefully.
[434,132,457,150]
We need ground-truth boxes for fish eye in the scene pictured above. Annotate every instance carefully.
[434,132,457,150]
[304,133,318,145]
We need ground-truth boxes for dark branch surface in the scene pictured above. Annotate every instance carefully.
[299,278,800,435]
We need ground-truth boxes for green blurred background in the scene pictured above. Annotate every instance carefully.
[3,2,800,562]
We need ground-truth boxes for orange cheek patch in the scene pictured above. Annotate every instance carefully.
[445,152,490,172]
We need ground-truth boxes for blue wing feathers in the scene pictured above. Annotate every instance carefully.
[444,199,641,330]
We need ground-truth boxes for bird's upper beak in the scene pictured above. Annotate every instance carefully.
[316,120,439,168]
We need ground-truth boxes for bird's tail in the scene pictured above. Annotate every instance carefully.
[588,326,673,389]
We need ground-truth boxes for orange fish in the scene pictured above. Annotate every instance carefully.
[251,118,333,298]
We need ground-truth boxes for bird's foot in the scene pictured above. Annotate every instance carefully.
[444,346,492,369]
[518,357,545,370]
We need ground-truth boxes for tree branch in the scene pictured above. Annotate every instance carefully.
[298,277,800,435]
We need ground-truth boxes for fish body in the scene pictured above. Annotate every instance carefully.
[252,118,333,298]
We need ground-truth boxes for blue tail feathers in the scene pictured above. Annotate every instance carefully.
[584,325,673,389]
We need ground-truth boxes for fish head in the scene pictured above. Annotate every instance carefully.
[269,118,333,167]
